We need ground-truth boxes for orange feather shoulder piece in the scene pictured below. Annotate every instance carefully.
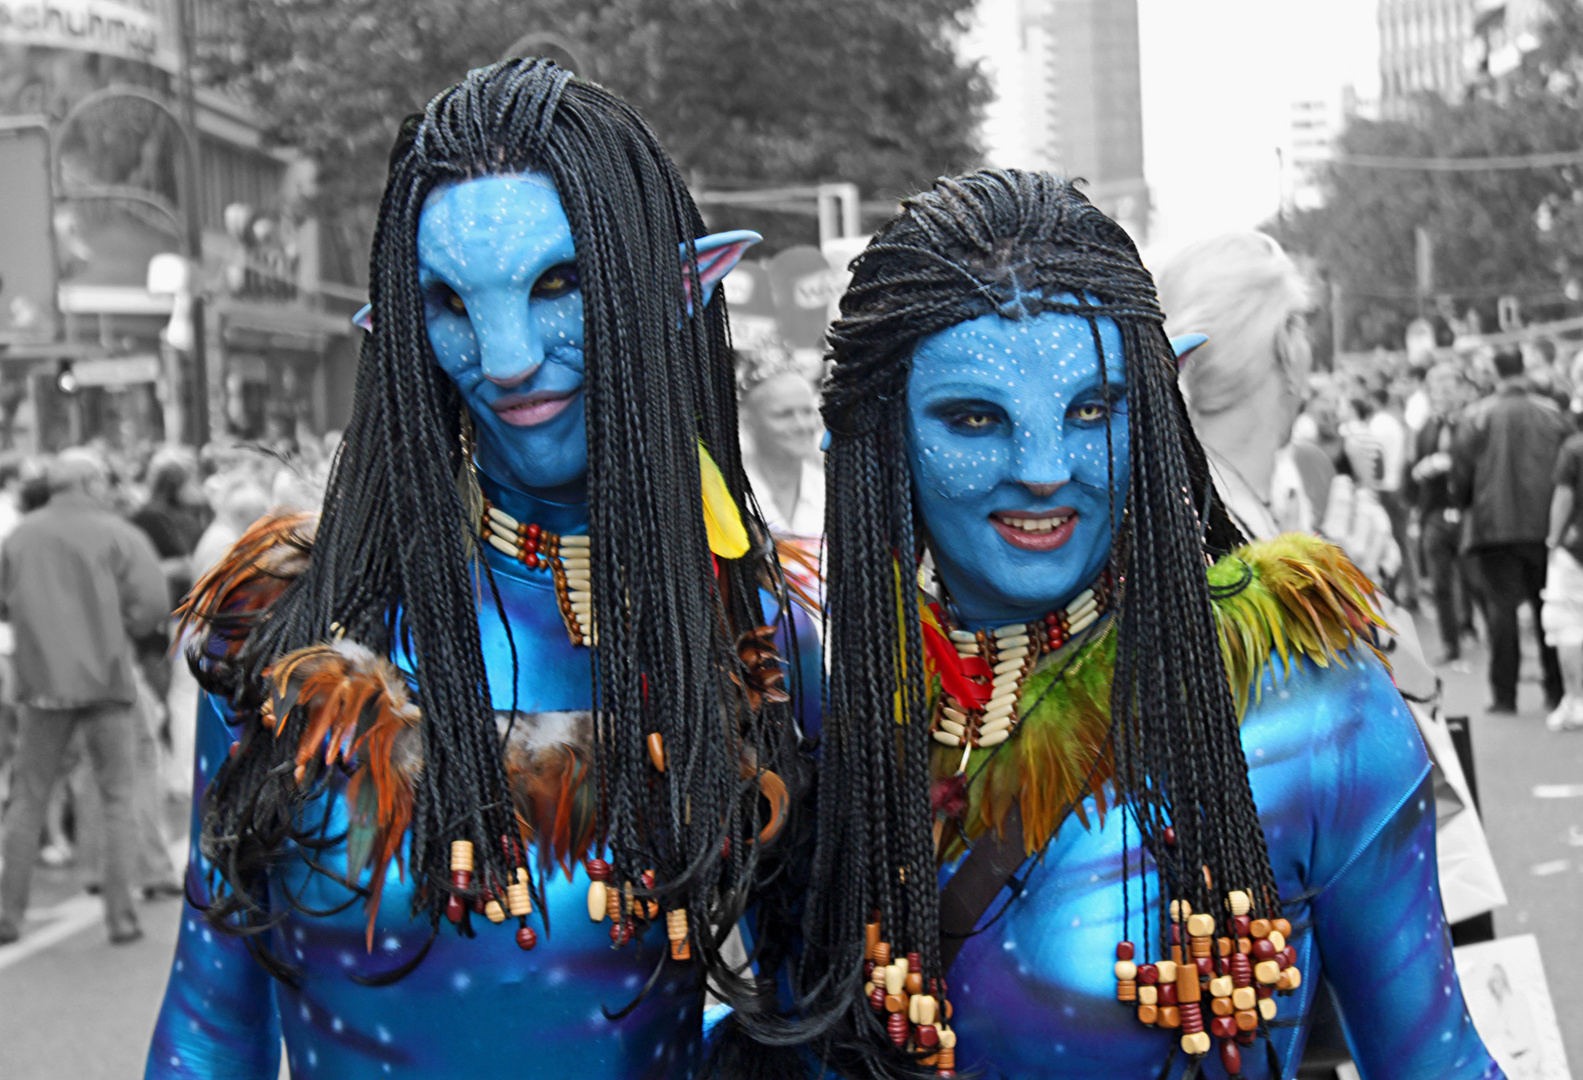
[263,639,423,950]
[177,509,318,675]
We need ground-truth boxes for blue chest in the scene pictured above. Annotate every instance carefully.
[941,656,1427,1080]
[254,555,701,1079]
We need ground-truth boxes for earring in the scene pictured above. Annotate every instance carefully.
[457,408,484,548]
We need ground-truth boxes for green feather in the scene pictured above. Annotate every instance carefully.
[345,779,380,885]
[930,533,1390,861]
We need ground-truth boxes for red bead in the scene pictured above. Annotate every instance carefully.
[451,870,471,888]
[1159,984,1178,1006]
[1137,964,1159,985]
[1216,957,1231,976]
[1210,1016,1237,1039]
[916,1024,939,1048]
[870,986,886,1012]
[1163,826,1177,847]
[1256,984,1274,999]
[1280,946,1296,969]
[887,1012,909,1046]
[1170,924,1181,945]
[641,869,656,890]
[929,976,949,999]
[1236,1031,1256,1047]
[1116,941,1135,961]
[1180,1003,1203,1034]
[585,859,612,882]
[1220,1040,1242,1073]
[720,836,732,859]
[1231,956,1252,987]
[228,740,240,758]
[524,554,540,570]
[525,523,542,540]
[471,893,487,915]
[1195,957,1214,979]
[1252,938,1276,961]
[445,894,466,923]
[864,960,875,979]
[909,951,923,973]
[516,925,537,950]
[1045,612,1060,626]
[1232,915,1251,938]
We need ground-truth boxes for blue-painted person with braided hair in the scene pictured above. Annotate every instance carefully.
[145,60,814,1080]
[777,171,1501,1080]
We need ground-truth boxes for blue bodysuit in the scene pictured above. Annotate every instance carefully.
[944,651,1501,1079]
[146,479,714,1079]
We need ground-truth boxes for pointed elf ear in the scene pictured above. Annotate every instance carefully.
[353,304,374,332]
[681,230,762,315]
[1170,333,1208,370]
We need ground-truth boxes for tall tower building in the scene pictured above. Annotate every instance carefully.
[968,0,1150,239]
[1377,0,1478,115]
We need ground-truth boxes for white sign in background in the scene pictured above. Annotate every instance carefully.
[1455,935,1573,1080]
[0,0,169,68]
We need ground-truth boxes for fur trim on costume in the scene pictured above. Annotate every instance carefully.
[930,532,1390,861]
[498,711,597,878]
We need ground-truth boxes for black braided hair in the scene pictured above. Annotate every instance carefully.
[195,60,801,1004]
[795,170,1270,1076]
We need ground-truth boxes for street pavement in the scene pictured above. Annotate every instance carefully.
[0,613,1579,1079]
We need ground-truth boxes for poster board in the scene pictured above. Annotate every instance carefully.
[1454,935,1572,1080]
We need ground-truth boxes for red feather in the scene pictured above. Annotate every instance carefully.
[922,608,992,708]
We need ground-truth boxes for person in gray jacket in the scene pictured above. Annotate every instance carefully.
[0,449,169,945]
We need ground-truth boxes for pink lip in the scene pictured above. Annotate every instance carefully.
[491,389,578,427]
[990,508,1079,552]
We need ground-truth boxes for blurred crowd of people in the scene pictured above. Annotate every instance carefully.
[1159,229,1583,734]
[0,433,336,944]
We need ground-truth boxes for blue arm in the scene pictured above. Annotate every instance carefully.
[1309,758,1501,1079]
[145,692,281,1079]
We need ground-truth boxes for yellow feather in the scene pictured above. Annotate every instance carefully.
[697,440,750,558]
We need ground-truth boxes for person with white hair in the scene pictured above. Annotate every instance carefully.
[1157,231,1315,537]
[1158,232,1403,589]
[0,448,169,945]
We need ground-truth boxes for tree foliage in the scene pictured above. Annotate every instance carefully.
[1269,0,1583,350]
[199,0,987,257]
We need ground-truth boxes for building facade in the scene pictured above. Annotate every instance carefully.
[0,0,362,453]
[1378,0,1478,114]
[1377,0,1574,116]
[968,0,1150,240]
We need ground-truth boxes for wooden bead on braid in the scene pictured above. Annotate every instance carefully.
[666,908,690,961]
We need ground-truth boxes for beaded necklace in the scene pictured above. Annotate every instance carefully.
[479,500,593,646]
[464,510,697,958]
[929,575,1111,775]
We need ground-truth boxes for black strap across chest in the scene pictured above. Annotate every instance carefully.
[938,805,1027,970]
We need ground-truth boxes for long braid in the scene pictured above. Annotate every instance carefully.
[196,60,802,1004]
[795,171,1271,1076]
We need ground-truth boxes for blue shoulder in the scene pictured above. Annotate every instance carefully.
[1239,649,1431,893]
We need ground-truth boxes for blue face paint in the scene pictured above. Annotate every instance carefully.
[418,173,588,499]
[418,173,759,500]
[906,303,1129,627]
